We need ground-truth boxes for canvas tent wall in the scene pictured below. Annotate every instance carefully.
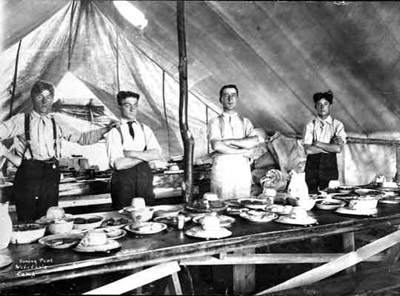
[1,1,400,185]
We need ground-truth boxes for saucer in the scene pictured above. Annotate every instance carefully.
[274,215,317,226]
[335,207,378,216]
[39,232,85,249]
[185,226,232,239]
[379,196,400,204]
[192,215,235,227]
[93,228,127,240]
[0,255,12,269]
[73,239,120,253]
[125,222,167,235]
[239,211,277,223]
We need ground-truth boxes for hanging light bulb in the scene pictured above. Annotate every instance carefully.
[113,1,148,30]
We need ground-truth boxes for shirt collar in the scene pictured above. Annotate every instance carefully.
[121,118,137,124]
[222,111,239,118]
[31,110,52,119]
[316,115,333,125]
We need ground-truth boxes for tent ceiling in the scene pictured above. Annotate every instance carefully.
[2,1,400,140]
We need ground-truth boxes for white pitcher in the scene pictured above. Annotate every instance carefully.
[0,202,12,249]
[288,171,309,200]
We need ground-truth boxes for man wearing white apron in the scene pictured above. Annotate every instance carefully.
[208,84,260,200]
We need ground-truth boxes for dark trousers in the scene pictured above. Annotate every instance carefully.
[305,153,338,194]
[12,159,60,222]
[111,162,155,209]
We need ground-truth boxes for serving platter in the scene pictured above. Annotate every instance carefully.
[192,214,235,227]
[185,226,232,239]
[151,205,183,217]
[239,211,277,223]
[379,196,400,204]
[335,207,378,216]
[125,222,167,235]
[238,198,269,210]
[73,239,121,253]
[93,228,127,240]
[274,215,318,226]
[0,256,12,269]
[39,232,85,249]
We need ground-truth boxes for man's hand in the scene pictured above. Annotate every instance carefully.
[107,120,120,131]
[331,136,344,145]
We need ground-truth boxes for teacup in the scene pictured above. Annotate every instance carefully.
[128,207,154,222]
[289,207,308,220]
[328,180,340,189]
[131,197,146,209]
[201,214,220,231]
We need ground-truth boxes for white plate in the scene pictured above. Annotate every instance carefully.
[274,216,318,226]
[74,239,120,253]
[185,226,232,239]
[379,197,400,204]
[39,232,85,249]
[93,228,127,240]
[238,198,268,210]
[315,199,346,210]
[335,207,378,216]
[125,222,167,235]
[0,255,12,269]
[192,214,235,227]
[239,211,278,223]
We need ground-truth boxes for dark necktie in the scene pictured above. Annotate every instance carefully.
[128,121,135,140]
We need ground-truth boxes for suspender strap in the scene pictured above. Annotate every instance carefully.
[118,122,147,151]
[50,116,58,157]
[23,113,58,159]
[23,113,33,159]
[24,113,30,141]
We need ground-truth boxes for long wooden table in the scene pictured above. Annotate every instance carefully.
[1,202,400,294]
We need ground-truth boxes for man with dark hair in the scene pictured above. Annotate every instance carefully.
[105,90,161,209]
[0,80,116,221]
[302,90,347,193]
[208,84,260,200]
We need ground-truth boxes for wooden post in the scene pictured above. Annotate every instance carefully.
[342,232,355,273]
[396,145,400,183]
[233,248,256,295]
[177,1,194,204]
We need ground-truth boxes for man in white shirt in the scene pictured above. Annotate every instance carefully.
[302,90,347,193]
[105,91,161,209]
[0,80,115,221]
[208,84,260,200]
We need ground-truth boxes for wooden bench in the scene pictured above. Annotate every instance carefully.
[275,261,400,295]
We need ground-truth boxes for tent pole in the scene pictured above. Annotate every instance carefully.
[9,40,22,120]
[177,1,194,204]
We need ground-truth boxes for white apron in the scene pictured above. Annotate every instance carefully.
[210,154,252,200]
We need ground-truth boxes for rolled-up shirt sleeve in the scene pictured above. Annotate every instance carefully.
[244,117,256,137]
[143,125,162,153]
[208,118,222,142]
[335,121,347,144]
[302,121,314,146]
[105,129,124,169]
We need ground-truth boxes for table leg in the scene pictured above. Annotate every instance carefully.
[233,248,256,295]
[342,232,356,273]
